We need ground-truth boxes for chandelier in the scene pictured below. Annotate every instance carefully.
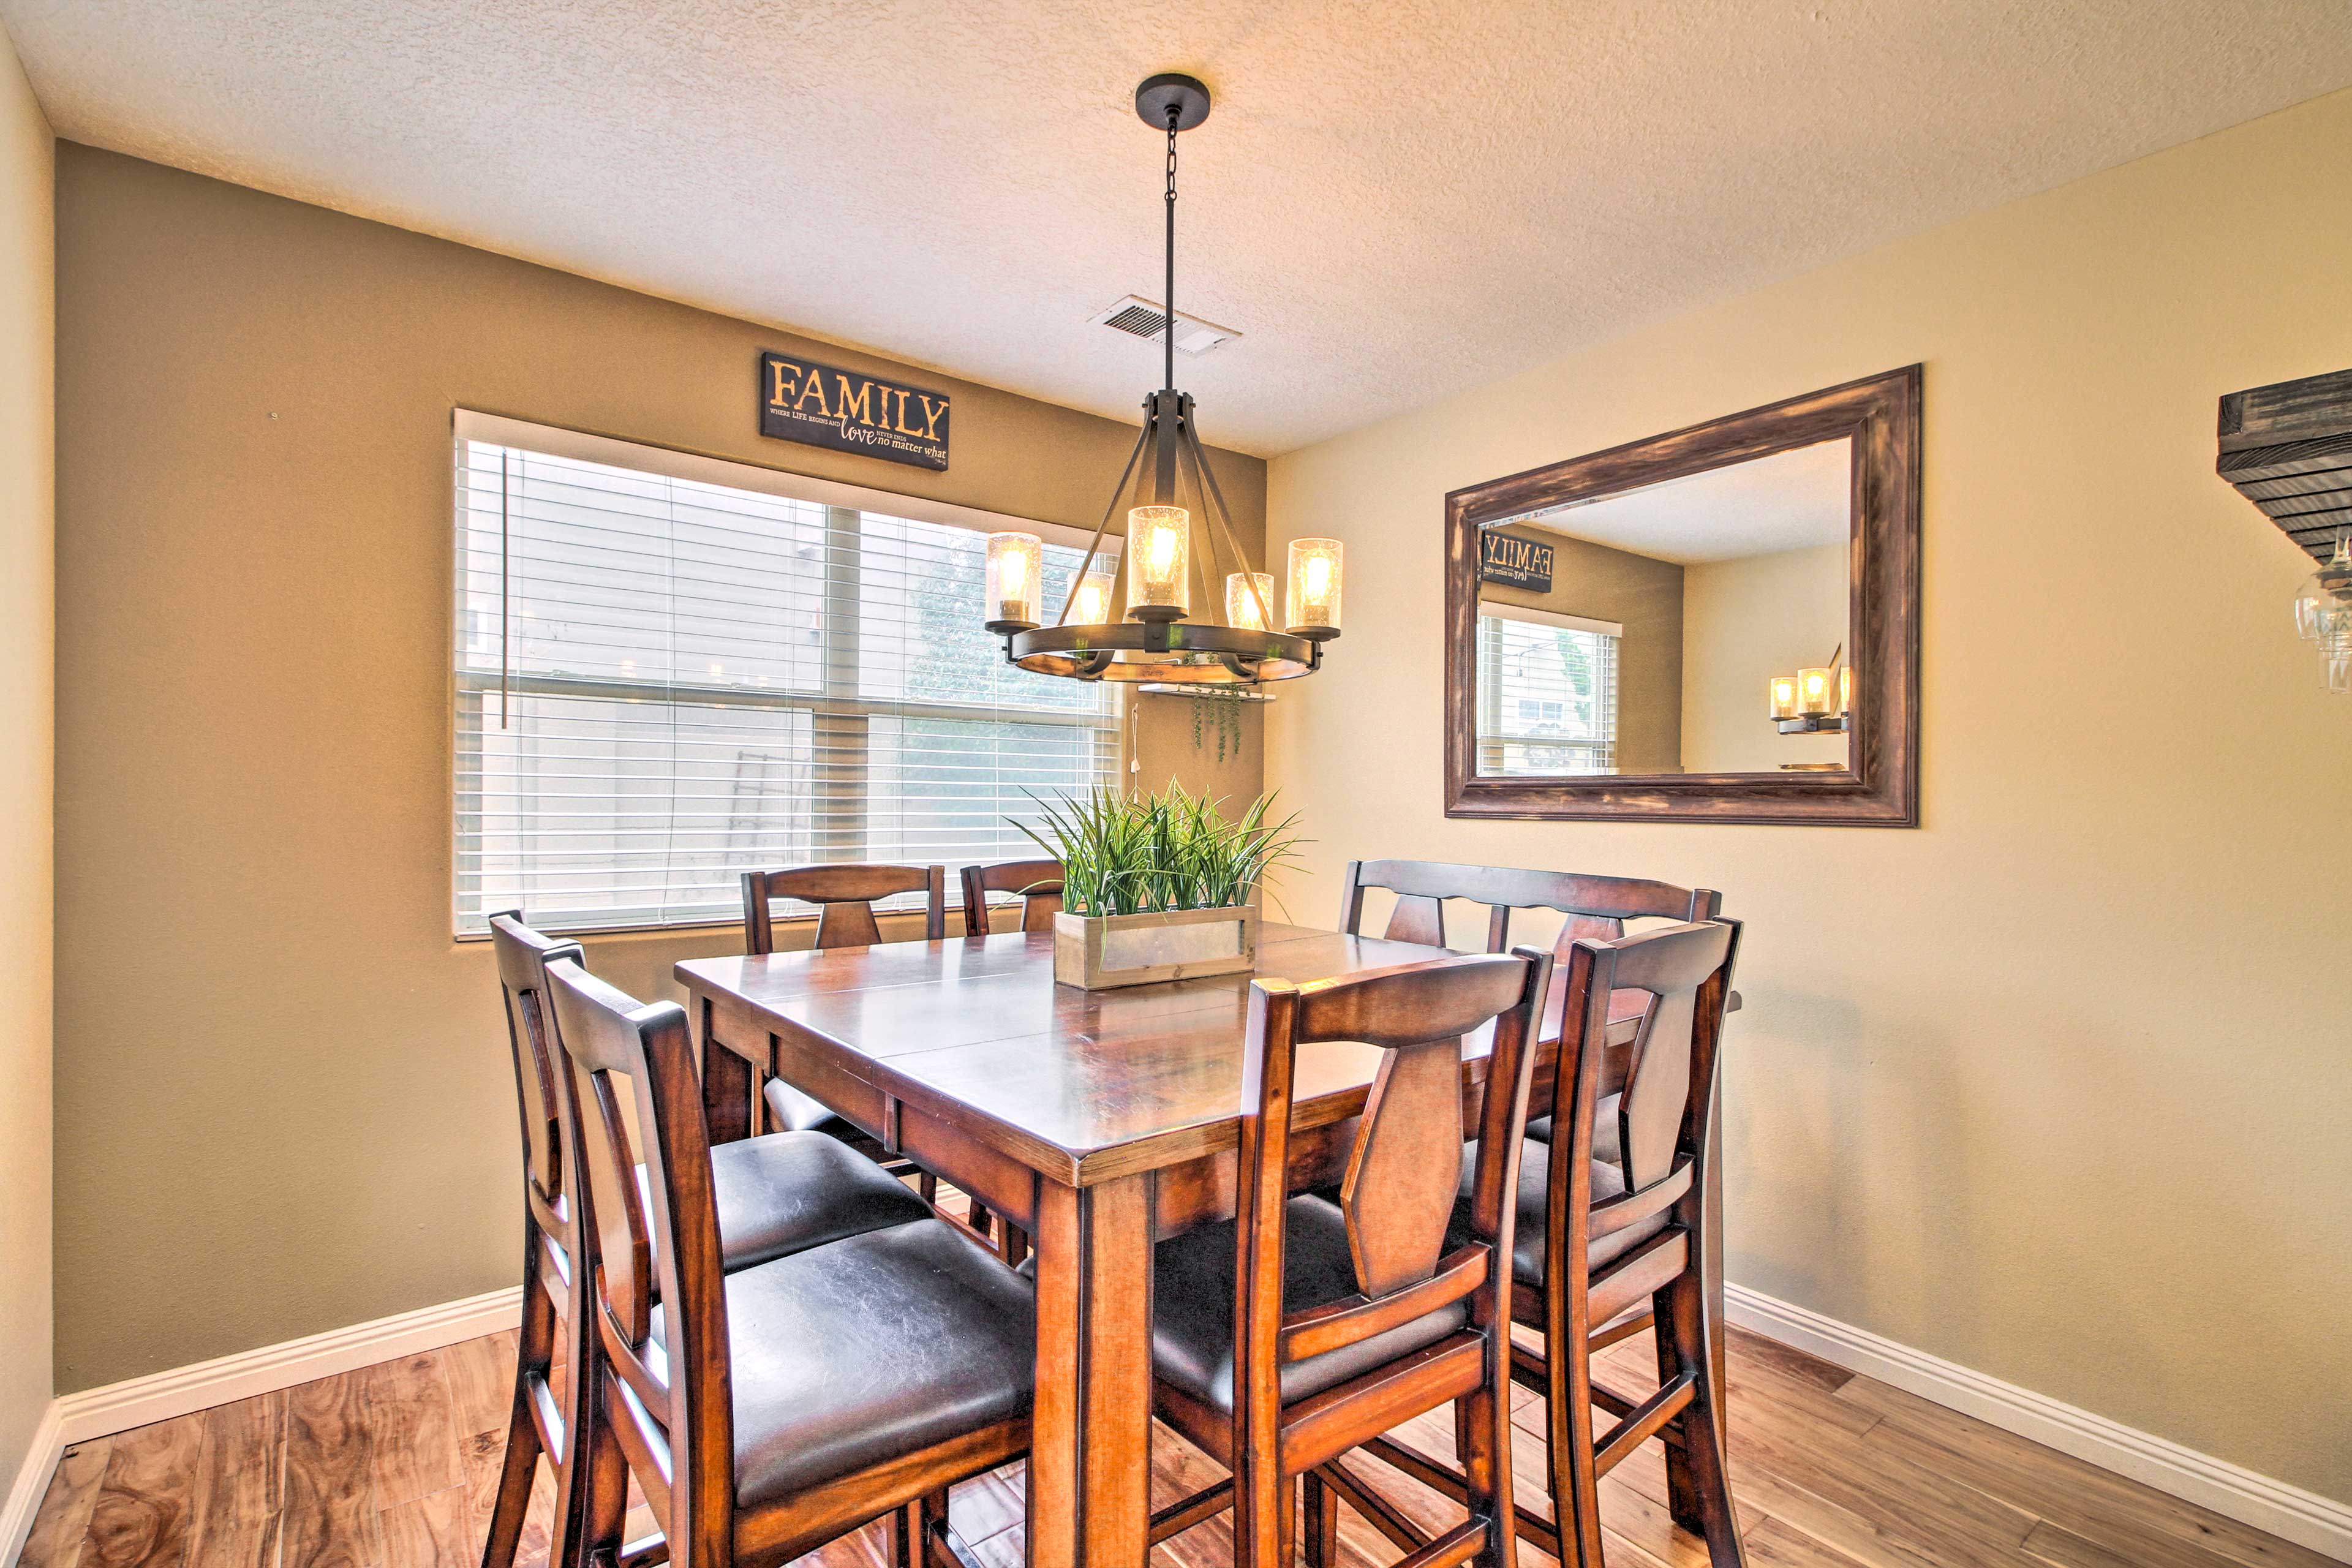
[1767,643,1852,733]
[983,73,1341,687]
[2294,533,2352,695]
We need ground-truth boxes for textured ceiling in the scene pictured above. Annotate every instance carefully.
[9,1,2352,454]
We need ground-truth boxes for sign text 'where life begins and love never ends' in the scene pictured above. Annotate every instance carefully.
[760,352,951,471]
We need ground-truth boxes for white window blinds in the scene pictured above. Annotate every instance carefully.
[452,416,1120,935]
[1475,606,1620,775]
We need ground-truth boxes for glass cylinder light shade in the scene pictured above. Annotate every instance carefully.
[1768,675,1800,720]
[1838,665,1854,716]
[1226,571,1275,631]
[1797,666,1834,716]
[1286,538,1344,634]
[1068,572,1113,627]
[984,532,1042,627]
[1126,506,1191,617]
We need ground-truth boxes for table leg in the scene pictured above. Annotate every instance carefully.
[1027,1171,1154,1568]
[695,998,756,1147]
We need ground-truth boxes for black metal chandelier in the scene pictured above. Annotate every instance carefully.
[983,73,1342,687]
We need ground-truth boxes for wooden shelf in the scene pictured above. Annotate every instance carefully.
[2218,366,2352,562]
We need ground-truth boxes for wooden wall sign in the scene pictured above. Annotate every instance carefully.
[760,352,951,470]
[1479,529,1555,591]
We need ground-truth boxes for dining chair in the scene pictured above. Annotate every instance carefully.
[1369,919,1746,1568]
[958,858,1064,938]
[1147,947,1553,1568]
[738,864,977,1226]
[543,956,1035,1568]
[1336,860,1721,1145]
[480,913,933,1568]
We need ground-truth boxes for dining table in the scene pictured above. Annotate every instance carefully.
[676,919,1736,1568]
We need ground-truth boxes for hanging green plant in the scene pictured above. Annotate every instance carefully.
[1186,689,1246,764]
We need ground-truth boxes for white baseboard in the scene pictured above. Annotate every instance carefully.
[51,1287,522,1450]
[4,1286,522,1567]
[1726,1283,2352,1564]
[0,1403,65,1568]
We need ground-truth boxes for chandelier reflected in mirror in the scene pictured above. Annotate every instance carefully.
[982,73,1341,688]
[2294,532,2352,695]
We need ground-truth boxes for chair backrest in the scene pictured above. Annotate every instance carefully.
[742,863,948,953]
[1553,919,1740,1219]
[543,957,733,1564]
[1338,859,1719,958]
[959,859,1065,938]
[488,911,585,1234]
[1231,948,1551,1442]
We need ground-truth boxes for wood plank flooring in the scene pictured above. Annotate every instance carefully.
[20,1321,2331,1568]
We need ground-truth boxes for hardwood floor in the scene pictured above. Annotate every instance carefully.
[19,1323,2332,1568]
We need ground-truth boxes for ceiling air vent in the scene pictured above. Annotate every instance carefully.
[1088,295,1240,356]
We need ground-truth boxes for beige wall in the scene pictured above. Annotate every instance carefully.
[1483,533,1683,772]
[51,145,1266,1390]
[1268,89,2352,1498]
[1679,544,1847,771]
[0,20,52,1488]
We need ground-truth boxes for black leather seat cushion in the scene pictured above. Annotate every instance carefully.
[1447,1139,1670,1289]
[1525,1092,1620,1163]
[651,1220,1033,1506]
[708,1129,932,1272]
[1150,1196,1468,1413]
[764,1077,862,1141]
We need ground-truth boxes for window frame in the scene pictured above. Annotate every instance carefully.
[449,410,1123,940]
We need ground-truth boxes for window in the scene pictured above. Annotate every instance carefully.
[1475,605,1619,775]
[452,414,1120,935]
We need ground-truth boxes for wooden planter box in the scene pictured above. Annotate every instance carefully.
[1053,905,1259,990]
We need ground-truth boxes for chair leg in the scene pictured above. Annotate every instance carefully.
[1234,1452,1294,1568]
[570,1371,632,1568]
[997,1224,1030,1268]
[1654,1282,1705,1534]
[1456,1380,1518,1568]
[1545,1289,1608,1568]
[486,1243,562,1568]
[1303,1469,1338,1568]
[1663,1270,1747,1567]
[919,1171,940,1206]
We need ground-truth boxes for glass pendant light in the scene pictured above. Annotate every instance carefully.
[983,74,1336,688]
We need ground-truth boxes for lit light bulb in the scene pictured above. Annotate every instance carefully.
[984,532,1044,628]
[1838,666,1853,716]
[1226,572,1274,631]
[1125,506,1191,617]
[1286,538,1344,635]
[1069,574,1111,625]
[1798,667,1832,716]
[1768,676,1798,720]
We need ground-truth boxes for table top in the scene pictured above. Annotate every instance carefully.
[677,922,1666,1186]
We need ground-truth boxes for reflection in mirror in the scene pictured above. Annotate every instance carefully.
[1473,437,1852,777]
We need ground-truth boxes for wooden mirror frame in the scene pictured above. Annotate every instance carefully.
[1444,365,1921,827]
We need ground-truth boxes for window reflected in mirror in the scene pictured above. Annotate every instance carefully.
[1473,436,1852,778]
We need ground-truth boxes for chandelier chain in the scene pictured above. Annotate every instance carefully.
[1163,106,1178,393]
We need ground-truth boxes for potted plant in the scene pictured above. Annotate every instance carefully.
[1016,783,1303,990]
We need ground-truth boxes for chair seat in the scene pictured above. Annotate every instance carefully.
[651,1220,1035,1506]
[1151,1196,1469,1414]
[1446,1138,1672,1289]
[709,1129,933,1271]
[764,1076,864,1140]
[1524,1091,1620,1163]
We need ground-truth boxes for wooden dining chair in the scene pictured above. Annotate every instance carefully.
[480,914,932,1568]
[738,863,993,1237]
[542,956,1035,1568]
[958,858,1064,938]
[742,862,947,954]
[1336,860,1721,1147]
[1147,947,1553,1568]
[1366,920,1746,1568]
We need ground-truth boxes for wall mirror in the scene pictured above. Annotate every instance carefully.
[1444,366,1920,825]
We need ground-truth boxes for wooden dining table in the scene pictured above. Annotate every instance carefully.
[677,920,1735,1568]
